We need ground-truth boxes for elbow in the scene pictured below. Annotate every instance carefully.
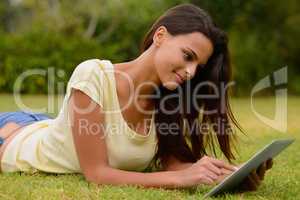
[85,173,99,184]
[83,167,110,184]
[84,171,99,184]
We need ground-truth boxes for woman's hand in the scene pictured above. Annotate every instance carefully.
[234,158,273,192]
[176,156,236,188]
[215,166,238,184]
[215,158,273,192]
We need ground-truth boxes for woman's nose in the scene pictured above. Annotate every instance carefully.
[185,64,197,79]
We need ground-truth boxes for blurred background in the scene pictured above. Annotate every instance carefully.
[0,0,299,96]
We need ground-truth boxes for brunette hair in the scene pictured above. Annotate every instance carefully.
[140,3,243,170]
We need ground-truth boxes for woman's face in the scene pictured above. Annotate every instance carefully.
[153,26,214,90]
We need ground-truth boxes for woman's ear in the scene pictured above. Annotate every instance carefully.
[153,26,168,47]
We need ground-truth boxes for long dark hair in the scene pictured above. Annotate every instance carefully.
[140,3,243,170]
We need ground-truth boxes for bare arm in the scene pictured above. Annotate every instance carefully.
[88,166,179,189]
[163,155,194,171]
[69,89,179,189]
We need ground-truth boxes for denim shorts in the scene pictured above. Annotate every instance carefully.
[0,111,52,145]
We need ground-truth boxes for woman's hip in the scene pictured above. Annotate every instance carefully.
[0,111,53,172]
[0,111,52,129]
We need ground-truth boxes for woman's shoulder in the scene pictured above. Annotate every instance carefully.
[70,58,112,80]
[67,58,111,108]
[74,58,107,72]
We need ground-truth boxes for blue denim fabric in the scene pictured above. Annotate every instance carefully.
[0,111,52,144]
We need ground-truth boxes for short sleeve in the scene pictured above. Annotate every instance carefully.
[67,59,105,107]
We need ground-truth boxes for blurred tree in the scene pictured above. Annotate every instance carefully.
[0,0,298,95]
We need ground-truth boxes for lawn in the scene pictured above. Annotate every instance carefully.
[0,94,299,200]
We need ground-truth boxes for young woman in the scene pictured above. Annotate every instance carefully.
[0,4,272,191]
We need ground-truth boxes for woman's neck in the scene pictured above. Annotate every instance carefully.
[113,46,160,108]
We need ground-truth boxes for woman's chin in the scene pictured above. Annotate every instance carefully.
[162,81,181,90]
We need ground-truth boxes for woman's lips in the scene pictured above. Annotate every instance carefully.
[174,72,184,84]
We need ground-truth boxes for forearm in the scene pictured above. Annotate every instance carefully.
[87,166,180,189]
[165,162,194,171]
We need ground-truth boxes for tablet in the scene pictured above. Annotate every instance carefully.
[203,138,295,198]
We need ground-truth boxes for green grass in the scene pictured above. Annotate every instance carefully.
[0,94,299,199]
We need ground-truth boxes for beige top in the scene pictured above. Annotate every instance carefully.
[1,59,158,173]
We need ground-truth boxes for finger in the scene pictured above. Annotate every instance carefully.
[247,173,259,191]
[202,176,215,185]
[221,168,234,176]
[216,174,227,184]
[208,157,236,172]
[205,169,220,181]
[257,162,266,180]
[251,170,261,185]
[205,162,222,176]
[266,158,273,170]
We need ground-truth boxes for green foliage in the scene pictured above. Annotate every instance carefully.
[0,30,104,93]
[0,0,299,95]
[193,0,300,95]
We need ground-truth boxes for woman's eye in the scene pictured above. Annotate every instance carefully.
[183,52,193,61]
